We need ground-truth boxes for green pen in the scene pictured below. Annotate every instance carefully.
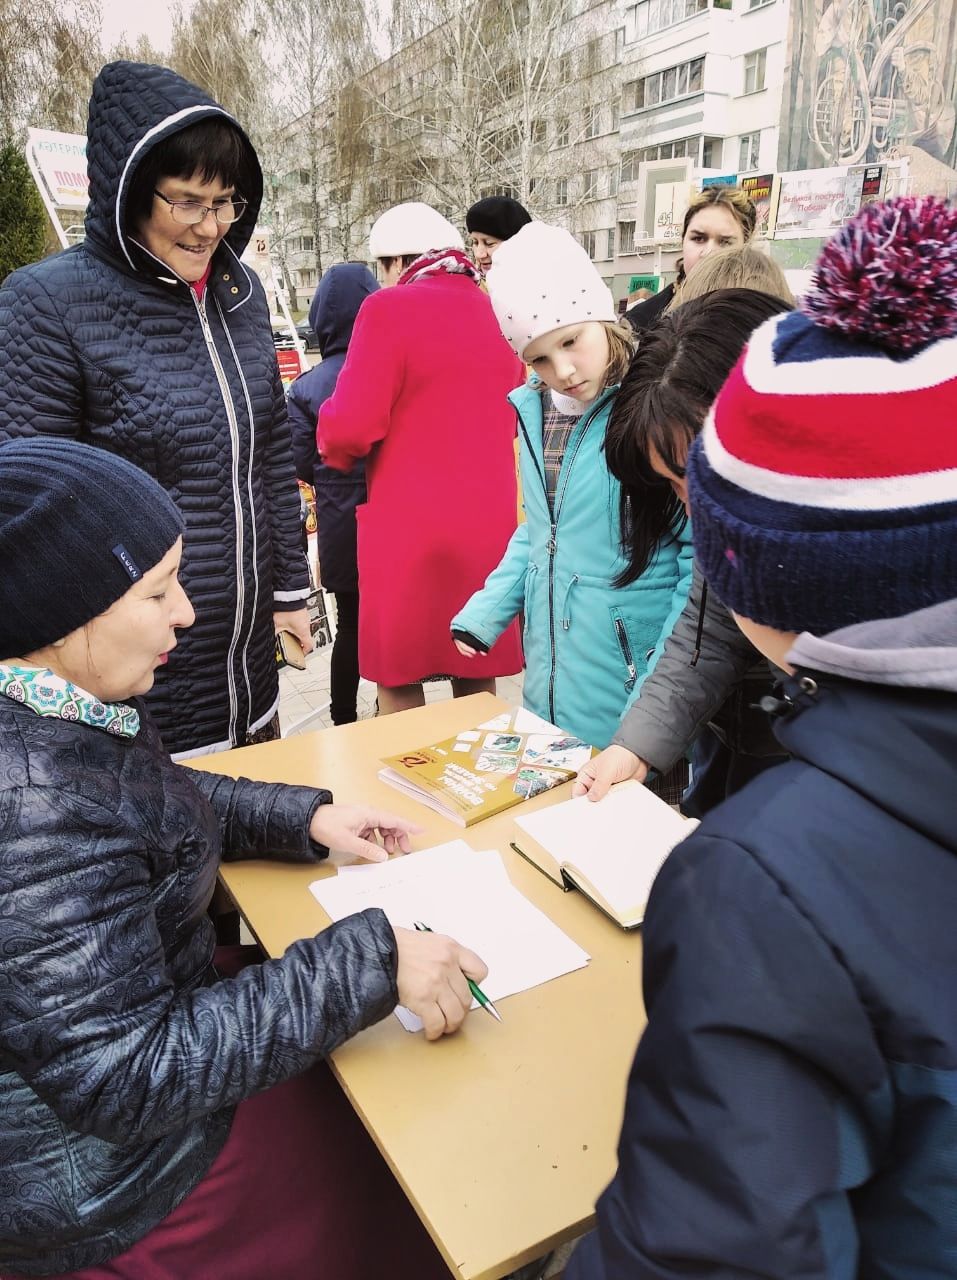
[413,921,503,1023]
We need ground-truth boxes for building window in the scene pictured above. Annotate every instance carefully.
[558,52,572,85]
[619,220,636,254]
[555,117,570,147]
[633,134,700,163]
[634,0,707,39]
[610,100,620,132]
[631,56,704,110]
[701,136,722,168]
[581,230,597,258]
[584,36,602,75]
[604,228,616,260]
[555,178,569,206]
[584,105,601,139]
[607,165,619,196]
[748,0,773,8]
[583,168,599,199]
[620,152,639,184]
[743,48,767,94]
[738,130,761,171]
[531,118,547,144]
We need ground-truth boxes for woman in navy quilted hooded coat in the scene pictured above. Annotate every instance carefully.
[0,61,311,757]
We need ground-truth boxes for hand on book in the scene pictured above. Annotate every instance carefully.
[393,927,489,1040]
[572,744,649,801]
[309,804,423,863]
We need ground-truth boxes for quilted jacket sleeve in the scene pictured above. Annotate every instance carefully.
[262,364,311,612]
[0,783,399,1146]
[566,826,887,1280]
[182,768,331,862]
[611,563,761,772]
[0,268,84,439]
[317,292,400,471]
[286,379,320,485]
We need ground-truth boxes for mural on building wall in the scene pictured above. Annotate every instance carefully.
[779,0,957,171]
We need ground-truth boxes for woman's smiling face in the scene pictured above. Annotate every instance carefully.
[136,171,236,282]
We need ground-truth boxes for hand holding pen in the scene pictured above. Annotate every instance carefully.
[392,924,494,1040]
[414,922,502,1023]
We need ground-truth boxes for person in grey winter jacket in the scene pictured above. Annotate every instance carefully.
[287,263,378,723]
[568,195,957,1280]
[0,437,485,1279]
[575,289,792,812]
[0,61,312,758]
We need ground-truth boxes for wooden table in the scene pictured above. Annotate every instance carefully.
[191,693,646,1280]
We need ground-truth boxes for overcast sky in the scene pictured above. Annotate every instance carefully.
[98,0,191,53]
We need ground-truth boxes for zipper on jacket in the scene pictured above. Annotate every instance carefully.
[192,289,246,744]
[215,296,265,730]
[521,390,614,725]
[613,616,638,692]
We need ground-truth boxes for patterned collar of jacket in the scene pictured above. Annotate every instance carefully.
[0,663,140,737]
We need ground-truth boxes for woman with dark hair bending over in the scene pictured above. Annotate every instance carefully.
[574,288,794,814]
[0,61,312,758]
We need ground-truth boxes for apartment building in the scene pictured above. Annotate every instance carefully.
[613,0,789,293]
[278,0,795,302]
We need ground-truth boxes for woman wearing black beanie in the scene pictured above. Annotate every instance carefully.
[466,195,532,275]
[0,438,485,1280]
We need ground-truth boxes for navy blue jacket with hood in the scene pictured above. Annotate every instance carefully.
[568,603,957,1280]
[286,263,377,594]
[0,62,310,756]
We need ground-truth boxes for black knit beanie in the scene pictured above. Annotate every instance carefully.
[0,437,185,659]
[465,197,532,241]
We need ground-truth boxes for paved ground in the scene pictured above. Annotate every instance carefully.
[278,592,524,734]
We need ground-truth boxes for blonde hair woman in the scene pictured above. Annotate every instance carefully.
[625,185,758,332]
[677,245,794,307]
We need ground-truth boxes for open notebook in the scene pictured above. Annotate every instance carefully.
[513,780,698,930]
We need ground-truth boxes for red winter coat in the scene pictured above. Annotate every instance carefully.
[318,272,523,686]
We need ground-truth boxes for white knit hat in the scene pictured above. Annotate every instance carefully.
[486,222,616,358]
[368,202,463,259]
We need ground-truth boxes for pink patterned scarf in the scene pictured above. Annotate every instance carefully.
[397,247,481,288]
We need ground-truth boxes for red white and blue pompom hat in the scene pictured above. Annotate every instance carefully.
[686,196,957,636]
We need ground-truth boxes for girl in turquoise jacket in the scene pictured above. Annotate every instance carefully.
[452,223,692,751]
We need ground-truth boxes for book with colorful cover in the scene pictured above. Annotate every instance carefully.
[378,707,593,826]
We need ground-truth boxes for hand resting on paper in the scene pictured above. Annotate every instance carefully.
[309,805,423,863]
[393,927,489,1040]
[572,744,649,801]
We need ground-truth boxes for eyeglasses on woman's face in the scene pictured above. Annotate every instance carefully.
[153,190,248,226]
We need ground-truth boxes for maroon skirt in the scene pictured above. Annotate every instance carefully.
[8,952,451,1280]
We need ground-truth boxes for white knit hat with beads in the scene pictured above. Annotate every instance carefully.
[486,222,616,359]
[368,202,463,258]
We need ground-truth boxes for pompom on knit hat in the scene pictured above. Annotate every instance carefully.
[368,202,463,259]
[486,222,616,359]
[0,437,184,659]
[686,195,957,636]
[465,196,532,242]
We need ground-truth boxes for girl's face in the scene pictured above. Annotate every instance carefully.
[35,539,195,703]
[524,322,610,403]
[681,206,746,278]
[470,232,502,275]
[648,440,690,516]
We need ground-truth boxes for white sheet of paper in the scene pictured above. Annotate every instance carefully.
[310,841,590,1031]
[515,781,698,920]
